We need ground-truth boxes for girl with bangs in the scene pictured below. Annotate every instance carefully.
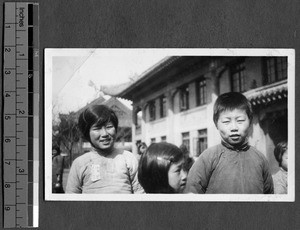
[66,105,144,194]
[138,142,187,193]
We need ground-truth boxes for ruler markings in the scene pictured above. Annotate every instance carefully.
[4,3,39,228]
[15,3,17,227]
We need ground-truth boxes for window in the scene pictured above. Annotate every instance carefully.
[195,129,207,157]
[149,100,156,121]
[150,138,156,144]
[160,95,167,118]
[179,85,189,111]
[182,132,190,152]
[136,110,142,134]
[264,57,287,84]
[196,77,207,106]
[161,136,167,142]
[231,60,246,92]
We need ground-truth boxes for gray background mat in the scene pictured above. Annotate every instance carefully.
[1,0,300,229]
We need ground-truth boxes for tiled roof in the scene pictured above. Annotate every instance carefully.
[75,95,106,116]
[100,81,132,97]
[100,56,181,99]
[244,80,287,107]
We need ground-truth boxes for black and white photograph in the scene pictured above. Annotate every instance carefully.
[45,48,294,201]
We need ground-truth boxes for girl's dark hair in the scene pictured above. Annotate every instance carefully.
[213,92,253,126]
[138,142,184,193]
[274,141,287,166]
[78,105,118,142]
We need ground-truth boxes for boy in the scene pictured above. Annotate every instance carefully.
[184,92,274,194]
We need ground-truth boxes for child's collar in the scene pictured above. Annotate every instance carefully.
[221,140,249,151]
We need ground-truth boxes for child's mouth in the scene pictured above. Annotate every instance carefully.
[230,135,240,140]
[100,138,111,144]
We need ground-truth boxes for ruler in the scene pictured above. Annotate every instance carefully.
[3,2,39,228]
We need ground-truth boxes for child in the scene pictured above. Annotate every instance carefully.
[137,142,147,156]
[66,105,144,194]
[52,146,65,193]
[184,92,274,194]
[138,142,187,193]
[272,141,288,194]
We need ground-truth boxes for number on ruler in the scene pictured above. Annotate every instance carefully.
[5,47,11,52]
[4,184,11,188]
[19,168,25,173]
[5,116,11,120]
[5,70,11,75]
[5,93,11,97]
[5,161,11,165]
[5,139,11,143]
[5,207,10,211]
[18,110,25,115]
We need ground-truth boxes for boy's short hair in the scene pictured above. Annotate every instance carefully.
[213,92,253,125]
[138,142,183,193]
[78,105,118,142]
[274,141,287,166]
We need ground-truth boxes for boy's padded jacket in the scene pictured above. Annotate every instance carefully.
[184,142,274,194]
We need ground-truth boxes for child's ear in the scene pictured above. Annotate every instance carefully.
[214,122,219,130]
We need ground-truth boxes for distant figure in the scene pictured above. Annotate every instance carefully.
[138,142,187,193]
[52,146,65,193]
[185,92,274,194]
[137,142,147,155]
[273,141,288,194]
[179,144,195,173]
[66,105,144,194]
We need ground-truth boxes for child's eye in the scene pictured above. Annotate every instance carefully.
[237,120,245,123]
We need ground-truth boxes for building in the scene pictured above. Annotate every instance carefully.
[102,56,288,173]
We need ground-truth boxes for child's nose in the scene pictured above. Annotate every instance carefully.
[230,121,238,130]
[99,127,108,135]
[181,170,187,181]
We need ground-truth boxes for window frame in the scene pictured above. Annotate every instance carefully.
[263,57,287,85]
[181,132,190,152]
[195,76,207,106]
[159,95,167,118]
[149,100,156,121]
[230,59,246,93]
[179,84,189,111]
[197,129,207,156]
